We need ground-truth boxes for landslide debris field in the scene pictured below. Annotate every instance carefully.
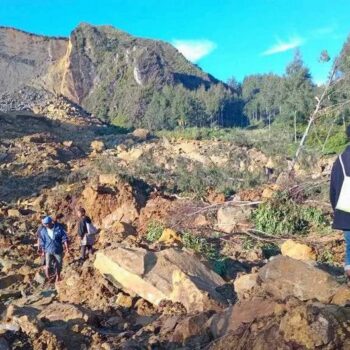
[1,109,350,350]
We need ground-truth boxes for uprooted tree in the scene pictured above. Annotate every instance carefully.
[290,47,350,172]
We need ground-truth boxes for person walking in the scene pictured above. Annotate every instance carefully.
[330,128,350,279]
[77,207,97,261]
[38,216,69,282]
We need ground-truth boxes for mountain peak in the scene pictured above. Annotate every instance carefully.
[0,24,235,128]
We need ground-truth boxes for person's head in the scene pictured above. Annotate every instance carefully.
[346,124,350,141]
[42,216,54,229]
[77,207,86,218]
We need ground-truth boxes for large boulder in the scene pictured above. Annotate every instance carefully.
[94,246,227,312]
[258,256,340,303]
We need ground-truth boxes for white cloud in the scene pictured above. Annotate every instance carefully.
[172,39,217,62]
[262,37,304,56]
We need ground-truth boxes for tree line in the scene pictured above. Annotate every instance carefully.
[134,36,350,132]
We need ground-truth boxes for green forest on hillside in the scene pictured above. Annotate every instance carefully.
[132,35,350,157]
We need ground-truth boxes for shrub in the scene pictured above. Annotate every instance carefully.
[182,231,216,259]
[94,124,129,136]
[181,231,229,275]
[146,220,165,242]
[251,191,329,236]
[318,249,335,265]
[242,238,280,259]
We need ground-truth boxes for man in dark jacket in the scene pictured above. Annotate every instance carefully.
[39,216,69,282]
[330,132,350,278]
[77,207,95,260]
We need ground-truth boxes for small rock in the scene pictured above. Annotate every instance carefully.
[132,128,151,141]
[38,302,94,324]
[34,271,46,285]
[99,174,119,186]
[171,313,211,345]
[217,206,252,234]
[115,293,133,308]
[116,144,128,152]
[281,240,316,261]
[331,286,350,306]
[63,140,73,147]
[157,228,181,244]
[7,209,21,217]
[91,140,105,153]
[233,273,258,300]
[101,343,112,350]
[193,214,209,227]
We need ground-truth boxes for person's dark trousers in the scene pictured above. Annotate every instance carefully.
[81,245,93,259]
[344,231,350,272]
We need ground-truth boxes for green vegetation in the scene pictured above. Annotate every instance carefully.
[143,84,246,130]
[146,220,165,242]
[318,249,335,265]
[94,124,130,136]
[251,191,329,236]
[181,231,229,276]
[182,231,217,259]
[158,126,295,157]
[72,24,246,129]
[242,237,281,259]
[242,50,315,129]
[175,162,264,199]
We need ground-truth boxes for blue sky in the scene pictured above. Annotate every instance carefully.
[1,0,349,84]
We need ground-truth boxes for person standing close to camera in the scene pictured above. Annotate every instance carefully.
[330,125,350,280]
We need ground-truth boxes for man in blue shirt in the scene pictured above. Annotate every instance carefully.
[38,216,69,282]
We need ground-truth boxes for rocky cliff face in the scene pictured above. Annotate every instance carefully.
[0,24,219,121]
[0,27,68,94]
